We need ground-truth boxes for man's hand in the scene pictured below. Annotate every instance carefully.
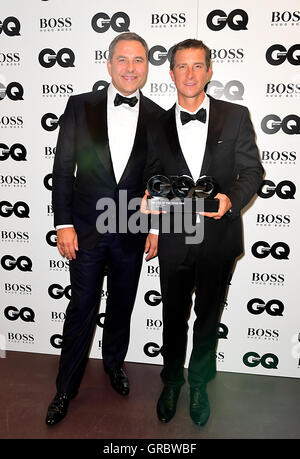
[144,233,158,261]
[57,227,78,260]
[140,189,163,215]
[200,193,232,220]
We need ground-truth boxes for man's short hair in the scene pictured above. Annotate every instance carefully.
[108,32,149,61]
[170,38,211,70]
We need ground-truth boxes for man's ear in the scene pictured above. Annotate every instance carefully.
[169,69,175,83]
[107,59,112,77]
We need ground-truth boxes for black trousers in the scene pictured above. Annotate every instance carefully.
[159,242,235,388]
[56,233,144,395]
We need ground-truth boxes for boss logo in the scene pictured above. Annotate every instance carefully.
[0,201,30,218]
[94,50,109,62]
[43,173,52,190]
[206,9,248,31]
[40,17,72,29]
[256,214,291,226]
[96,313,106,328]
[4,283,32,294]
[218,323,228,339]
[143,342,161,357]
[149,82,176,95]
[266,83,300,97]
[151,13,186,26]
[42,84,73,96]
[1,255,32,271]
[247,298,284,316]
[0,82,24,101]
[0,175,26,187]
[252,273,285,284]
[144,290,162,306]
[243,352,279,369]
[271,11,300,23]
[49,259,69,270]
[148,45,174,66]
[44,146,56,158]
[261,150,296,163]
[91,12,130,33]
[146,319,162,329]
[1,231,29,242]
[266,44,300,65]
[0,115,23,127]
[0,52,20,64]
[147,265,160,276]
[261,114,300,134]
[92,80,109,92]
[251,241,290,260]
[8,332,34,343]
[210,48,244,61]
[206,80,244,100]
[48,283,71,300]
[46,230,57,246]
[0,17,21,36]
[38,48,75,68]
[0,143,27,161]
[257,180,296,199]
[247,328,279,340]
[4,306,35,322]
[50,334,63,349]
[51,311,66,322]
[41,113,60,131]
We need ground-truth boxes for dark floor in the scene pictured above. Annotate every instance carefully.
[0,351,299,440]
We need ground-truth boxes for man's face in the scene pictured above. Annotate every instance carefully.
[107,40,148,96]
[170,47,212,105]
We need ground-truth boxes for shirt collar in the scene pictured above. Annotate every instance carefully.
[108,83,140,109]
[176,93,209,117]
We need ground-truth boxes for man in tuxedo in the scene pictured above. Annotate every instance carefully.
[144,39,263,426]
[45,32,164,426]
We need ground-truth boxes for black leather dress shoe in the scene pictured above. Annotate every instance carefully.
[45,392,76,426]
[190,384,210,426]
[157,385,182,423]
[105,367,129,395]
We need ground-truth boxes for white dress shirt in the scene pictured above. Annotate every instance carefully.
[175,94,210,182]
[57,83,140,229]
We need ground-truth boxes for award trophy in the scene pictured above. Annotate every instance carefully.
[147,174,219,213]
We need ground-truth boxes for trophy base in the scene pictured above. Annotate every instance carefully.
[147,197,219,213]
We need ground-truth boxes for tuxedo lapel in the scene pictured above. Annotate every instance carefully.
[85,87,116,185]
[200,96,225,175]
[163,105,192,177]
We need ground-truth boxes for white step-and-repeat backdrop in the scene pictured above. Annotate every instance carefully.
[1,0,300,378]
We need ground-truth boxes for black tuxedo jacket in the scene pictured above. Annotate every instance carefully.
[147,96,264,262]
[52,86,164,249]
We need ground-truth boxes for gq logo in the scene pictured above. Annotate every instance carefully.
[91,12,130,33]
[43,173,52,191]
[261,114,300,134]
[92,80,109,92]
[0,201,30,218]
[38,48,75,68]
[41,113,60,131]
[247,298,284,316]
[243,352,279,369]
[206,80,244,100]
[46,230,57,247]
[218,323,228,339]
[258,180,296,199]
[50,334,63,349]
[0,17,21,36]
[4,306,35,322]
[143,342,161,357]
[0,143,27,161]
[148,45,174,66]
[96,313,106,328]
[1,255,32,271]
[251,241,290,260]
[144,290,162,306]
[206,9,248,31]
[266,44,300,65]
[0,82,24,101]
[48,283,71,300]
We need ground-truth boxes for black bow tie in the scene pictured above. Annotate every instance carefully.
[180,108,206,125]
[114,93,138,107]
